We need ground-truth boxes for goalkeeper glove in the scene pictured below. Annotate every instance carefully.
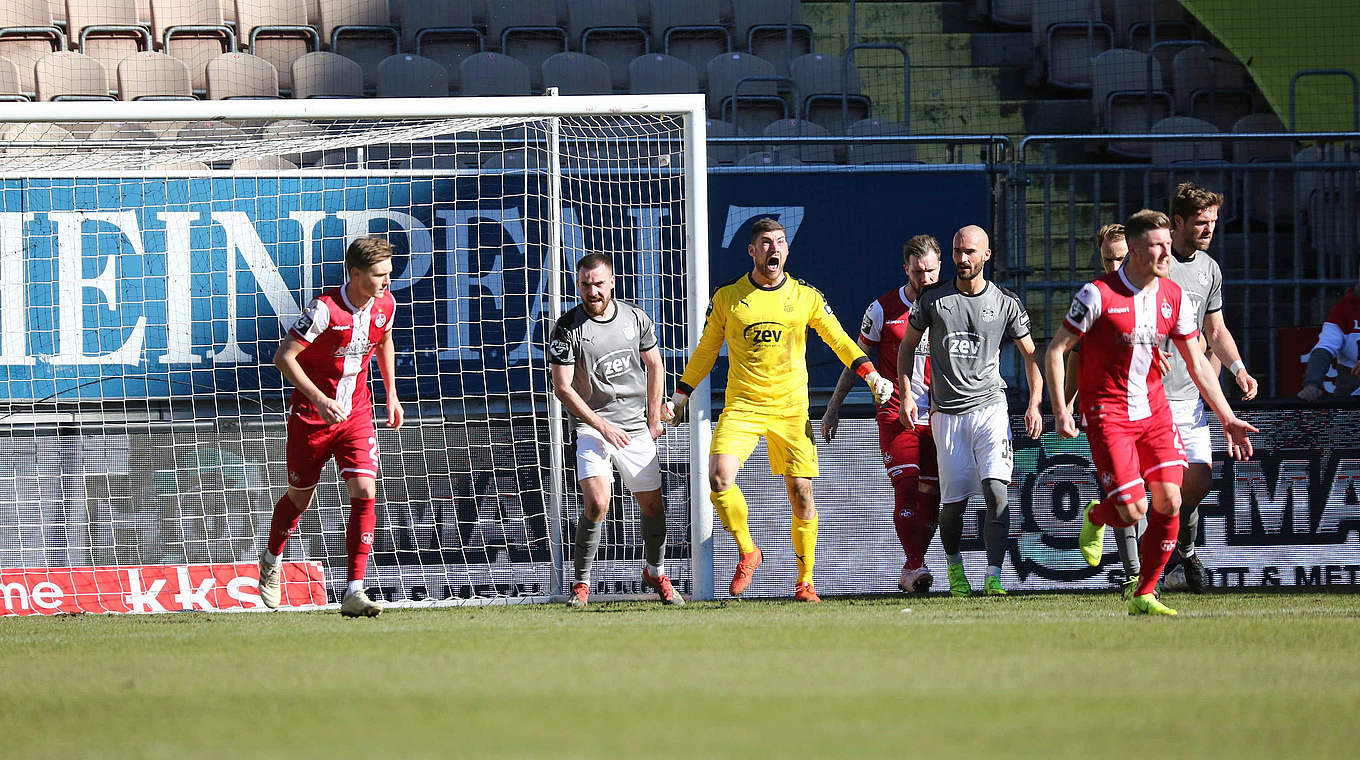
[865,371,894,406]
[662,391,689,425]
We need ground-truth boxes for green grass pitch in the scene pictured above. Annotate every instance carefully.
[3,591,1357,759]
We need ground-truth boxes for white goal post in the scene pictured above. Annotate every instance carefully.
[0,94,713,614]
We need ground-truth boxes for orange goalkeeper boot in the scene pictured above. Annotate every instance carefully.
[793,582,821,602]
[730,546,762,597]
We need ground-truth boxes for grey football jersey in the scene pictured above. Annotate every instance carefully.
[549,300,658,434]
[909,280,1031,414]
[1161,248,1224,401]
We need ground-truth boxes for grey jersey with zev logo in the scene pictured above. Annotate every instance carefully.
[549,300,658,435]
[908,280,1031,414]
[1161,247,1224,402]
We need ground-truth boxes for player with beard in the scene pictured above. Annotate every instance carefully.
[662,218,894,601]
[1161,183,1258,593]
[820,235,943,594]
[896,225,1044,597]
[550,253,680,608]
[1044,210,1256,615]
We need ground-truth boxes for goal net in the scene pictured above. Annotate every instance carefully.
[0,95,711,615]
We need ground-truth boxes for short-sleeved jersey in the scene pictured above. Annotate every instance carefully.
[549,299,658,435]
[287,284,397,423]
[1314,291,1360,370]
[677,273,868,415]
[1162,247,1225,401]
[861,285,930,423]
[908,280,1030,414]
[1063,269,1199,422]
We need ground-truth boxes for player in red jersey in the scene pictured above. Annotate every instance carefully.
[1044,210,1256,615]
[820,234,942,594]
[256,236,404,617]
[1298,277,1360,400]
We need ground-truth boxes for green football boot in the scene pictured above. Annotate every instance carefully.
[983,575,1007,596]
[1079,499,1106,567]
[947,563,972,597]
[1128,593,1177,616]
[1121,575,1139,600]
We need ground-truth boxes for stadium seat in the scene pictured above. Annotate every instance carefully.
[568,0,648,92]
[1172,47,1255,131]
[290,50,361,98]
[1112,0,1193,51]
[460,52,531,97]
[733,0,812,77]
[628,52,698,94]
[1232,113,1294,226]
[789,52,870,133]
[231,155,298,170]
[707,52,788,136]
[541,51,612,95]
[1033,0,1112,90]
[487,0,568,91]
[989,0,1031,28]
[704,117,743,165]
[65,0,153,87]
[234,0,321,94]
[376,53,449,97]
[735,149,802,167]
[35,50,112,100]
[317,0,399,93]
[0,0,66,95]
[403,0,482,93]
[762,118,833,164]
[0,56,29,101]
[206,52,280,99]
[1092,49,1172,136]
[1150,116,1223,164]
[118,51,194,100]
[149,0,236,94]
[650,0,728,88]
[1231,113,1290,162]
[846,118,918,164]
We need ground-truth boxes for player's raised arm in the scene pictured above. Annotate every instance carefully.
[664,291,727,424]
[808,290,894,407]
[1044,326,1083,438]
[376,327,404,429]
[274,333,348,425]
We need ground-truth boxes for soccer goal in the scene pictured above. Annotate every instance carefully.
[0,95,713,614]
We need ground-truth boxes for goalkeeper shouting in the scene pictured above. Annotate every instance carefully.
[662,218,894,601]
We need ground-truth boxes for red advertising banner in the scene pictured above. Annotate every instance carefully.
[0,562,327,616]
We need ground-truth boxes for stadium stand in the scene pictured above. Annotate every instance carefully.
[231,155,297,170]
[317,0,398,92]
[704,116,742,165]
[35,50,112,100]
[0,56,28,100]
[149,0,236,94]
[735,149,802,166]
[376,52,449,97]
[1032,0,1112,90]
[845,118,917,165]
[789,51,870,133]
[989,0,1032,29]
[650,0,728,88]
[1172,45,1255,131]
[628,52,698,95]
[733,0,812,77]
[0,0,65,95]
[65,0,153,86]
[542,51,612,95]
[487,0,567,92]
[1111,0,1192,50]
[762,117,834,164]
[290,50,361,98]
[206,51,279,99]
[118,50,193,100]
[707,51,787,136]
[403,0,481,93]
[235,0,320,94]
[460,51,531,97]
[1149,115,1223,164]
[1092,48,1171,134]
[567,0,648,91]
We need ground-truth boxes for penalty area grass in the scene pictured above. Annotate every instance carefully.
[1,590,1357,760]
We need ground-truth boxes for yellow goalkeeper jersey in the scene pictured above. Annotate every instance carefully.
[677,272,869,415]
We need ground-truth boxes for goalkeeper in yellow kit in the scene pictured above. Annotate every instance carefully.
[661,218,894,601]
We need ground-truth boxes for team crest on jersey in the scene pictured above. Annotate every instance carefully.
[1100,471,1114,488]
[1161,300,1173,319]
[374,312,387,329]
[623,323,636,340]
[1197,270,1210,286]
[785,299,797,313]
[981,306,998,322]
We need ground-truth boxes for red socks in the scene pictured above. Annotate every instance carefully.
[346,498,378,583]
[266,494,306,557]
[1136,508,1179,596]
[891,476,940,570]
[1089,495,1135,529]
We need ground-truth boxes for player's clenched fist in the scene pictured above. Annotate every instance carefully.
[661,390,688,425]
[865,371,894,406]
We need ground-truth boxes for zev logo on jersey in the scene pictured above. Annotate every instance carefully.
[595,349,633,379]
[743,321,785,348]
[943,330,983,357]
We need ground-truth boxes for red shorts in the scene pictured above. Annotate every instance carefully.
[877,417,938,487]
[1085,408,1186,505]
[285,410,379,489]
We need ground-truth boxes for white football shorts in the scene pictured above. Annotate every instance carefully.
[575,426,662,493]
[1169,397,1213,465]
[930,402,1013,503]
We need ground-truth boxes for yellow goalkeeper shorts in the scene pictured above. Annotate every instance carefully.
[711,408,819,478]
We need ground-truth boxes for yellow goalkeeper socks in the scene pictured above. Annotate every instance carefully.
[711,485,756,554]
[791,513,818,586]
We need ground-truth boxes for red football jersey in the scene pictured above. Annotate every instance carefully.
[1318,291,1360,370]
[860,285,930,423]
[287,284,397,423]
[1063,269,1198,422]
